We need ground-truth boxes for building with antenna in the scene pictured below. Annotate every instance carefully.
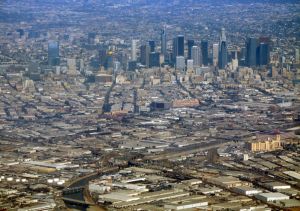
[218,28,227,69]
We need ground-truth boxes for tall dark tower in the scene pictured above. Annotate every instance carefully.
[173,35,184,64]
[140,44,150,67]
[48,41,60,66]
[246,37,258,67]
[201,40,209,66]
[172,38,177,64]
[187,39,195,59]
[99,48,108,67]
[218,28,227,69]
[257,43,270,66]
[161,28,167,57]
[149,40,155,53]
[177,35,184,57]
[149,52,160,67]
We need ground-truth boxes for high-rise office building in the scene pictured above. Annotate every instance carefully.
[131,39,138,61]
[172,38,177,63]
[213,43,219,66]
[118,52,128,70]
[176,56,185,71]
[149,40,155,53]
[113,61,121,72]
[231,51,238,71]
[218,28,227,69]
[296,49,300,64]
[173,35,184,62]
[17,29,24,38]
[149,52,160,67]
[201,40,209,66]
[48,41,60,66]
[105,51,114,69]
[67,58,77,75]
[257,43,270,66]
[191,46,201,67]
[187,59,194,70]
[164,52,171,64]
[240,47,246,60]
[161,29,167,57]
[140,44,150,67]
[99,48,108,67]
[128,61,137,71]
[88,32,96,44]
[187,39,195,59]
[246,37,257,67]
[177,35,184,57]
[239,47,247,66]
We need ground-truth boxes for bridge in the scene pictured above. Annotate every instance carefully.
[64,167,119,189]
[62,186,85,194]
[62,167,119,207]
[62,197,94,206]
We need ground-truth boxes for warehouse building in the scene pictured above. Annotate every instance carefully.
[264,182,291,190]
[255,192,289,202]
[233,186,262,196]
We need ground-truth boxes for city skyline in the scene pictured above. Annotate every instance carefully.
[0,0,299,210]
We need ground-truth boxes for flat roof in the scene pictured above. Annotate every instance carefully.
[99,192,140,202]
[257,192,289,198]
[284,171,300,180]
[212,176,240,183]
[234,186,260,191]
[265,181,290,187]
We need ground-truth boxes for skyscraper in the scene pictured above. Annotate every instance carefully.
[105,51,114,69]
[218,28,227,69]
[67,58,77,75]
[113,61,121,72]
[191,46,201,67]
[187,39,195,60]
[257,43,270,66]
[201,40,209,66]
[131,39,138,61]
[149,52,160,67]
[149,40,155,53]
[99,48,108,67]
[213,43,219,66]
[187,59,193,70]
[246,37,257,67]
[177,35,185,57]
[231,51,238,71]
[140,44,150,67]
[88,32,96,44]
[176,56,185,71]
[172,35,184,64]
[161,29,167,57]
[48,41,59,66]
[128,61,137,71]
[172,38,177,64]
[296,49,300,64]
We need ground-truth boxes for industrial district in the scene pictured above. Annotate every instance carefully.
[0,0,300,210]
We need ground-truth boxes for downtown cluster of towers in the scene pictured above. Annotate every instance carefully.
[132,28,270,71]
[47,28,270,72]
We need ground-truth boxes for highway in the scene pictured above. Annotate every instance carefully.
[145,139,233,161]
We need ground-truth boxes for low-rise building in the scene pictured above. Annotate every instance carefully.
[208,176,249,188]
[264,182,291,190]
[164,199,208,210]
[233,186,262,196]
[246,134,281,152]
[255,192,289,202]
